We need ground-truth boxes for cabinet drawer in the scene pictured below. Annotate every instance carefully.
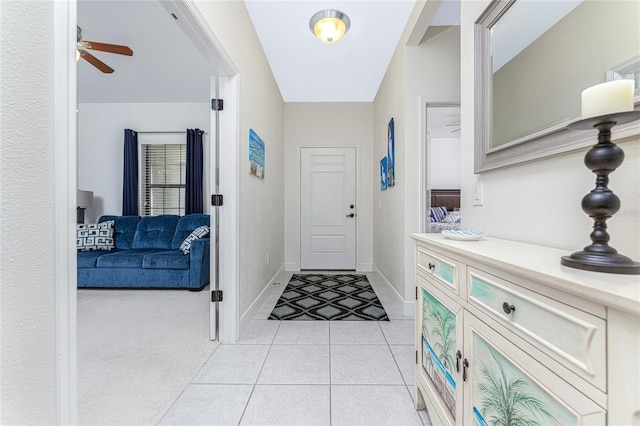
[467,268,606,392]
[417,245,459,294]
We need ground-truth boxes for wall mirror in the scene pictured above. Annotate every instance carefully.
[474,0,640,172]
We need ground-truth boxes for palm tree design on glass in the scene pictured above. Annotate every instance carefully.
[421,289,458,418]
[421,296,432,338]
[430,309,456,372]
[476,344,557,426]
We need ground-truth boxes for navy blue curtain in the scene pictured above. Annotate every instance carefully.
[122,129,138,215]
[185,128,204,214]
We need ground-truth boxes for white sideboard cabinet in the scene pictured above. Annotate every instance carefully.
[411,233,640,425]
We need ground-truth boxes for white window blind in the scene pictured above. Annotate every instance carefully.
[140,143,186,216]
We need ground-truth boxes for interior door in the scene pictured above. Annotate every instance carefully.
[300,147,356,270]
[209,75,219,340]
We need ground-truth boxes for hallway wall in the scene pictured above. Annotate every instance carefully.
[0,1,57,423]
[284,103,374,272]
[373,16,461,306]
[194,1,285,316]
[460,1,639,259]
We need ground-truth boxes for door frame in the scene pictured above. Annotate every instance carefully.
[419,98,461,233]
[295,145,360,271]
[160,0,240,343]
[53,0,240,421]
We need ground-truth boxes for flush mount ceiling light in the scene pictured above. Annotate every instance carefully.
[309,9,350,44]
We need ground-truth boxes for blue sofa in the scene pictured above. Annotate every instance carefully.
[77,214,210,290]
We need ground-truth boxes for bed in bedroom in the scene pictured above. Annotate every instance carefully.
[428,189,461,233]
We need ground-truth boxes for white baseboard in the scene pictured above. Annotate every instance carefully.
[285,263,298,272]
[404,301,415,317]
[359,263,373,272]
[373,264,414,317]
[239,264,284,337]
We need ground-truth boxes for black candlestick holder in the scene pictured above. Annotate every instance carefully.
[561,110,640,274]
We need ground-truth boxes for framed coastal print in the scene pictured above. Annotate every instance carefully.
[380,157,388,190]
[248,128,265,178]
[387,117,395,187]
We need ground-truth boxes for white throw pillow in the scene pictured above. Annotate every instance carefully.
[180,225,210,254]
[77,220,115,251]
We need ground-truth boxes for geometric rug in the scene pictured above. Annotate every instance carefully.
[268,274,389,321]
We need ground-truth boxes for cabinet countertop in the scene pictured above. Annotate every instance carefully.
[411,233,640,315]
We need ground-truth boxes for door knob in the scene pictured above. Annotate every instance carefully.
[346,213,355,218]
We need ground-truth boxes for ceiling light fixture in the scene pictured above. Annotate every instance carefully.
[309,9,350,44]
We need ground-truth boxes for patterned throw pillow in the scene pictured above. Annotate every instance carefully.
[429,206,448,223]
[180,225,210,255]
[443,211,461,223]
[77,220,115,251]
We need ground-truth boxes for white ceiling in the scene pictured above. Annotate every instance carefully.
[77,0,213,103]
[244,0,415,102]
[78,0,460,106]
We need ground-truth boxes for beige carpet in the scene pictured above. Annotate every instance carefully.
[77,287,218,425]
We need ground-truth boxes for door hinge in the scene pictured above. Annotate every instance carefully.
[211,194,223,206]
[211,290,223,302]
[415,350,418,364]
[211,98,224,111]
[415,287,418,300]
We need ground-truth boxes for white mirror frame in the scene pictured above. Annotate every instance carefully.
[474,0,640,173]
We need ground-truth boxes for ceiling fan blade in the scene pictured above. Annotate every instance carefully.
[79,50,114,73]
[79,40,133,56]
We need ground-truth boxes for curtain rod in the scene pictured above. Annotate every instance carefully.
[136,130,206,135]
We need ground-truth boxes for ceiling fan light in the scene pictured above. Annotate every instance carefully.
[310,10,350,44]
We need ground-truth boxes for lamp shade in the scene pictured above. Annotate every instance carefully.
[77,190,94,208]
[310,9,350,44]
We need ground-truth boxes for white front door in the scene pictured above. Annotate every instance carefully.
[300,147,356,270]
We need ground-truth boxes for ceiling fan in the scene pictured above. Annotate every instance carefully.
[76,26,133,73]
[446,123,461,134]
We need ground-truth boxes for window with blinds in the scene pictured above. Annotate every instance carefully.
[140,143,186,216]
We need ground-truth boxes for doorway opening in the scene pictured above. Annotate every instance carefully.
[55,0,239,423]
[421,104,461,233]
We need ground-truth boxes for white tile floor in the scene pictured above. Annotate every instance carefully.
[160,272,432,426]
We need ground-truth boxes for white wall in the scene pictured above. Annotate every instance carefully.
[77,102,210,223]
[373,17,461,303]
[194,1,285,316]
[430,137,461,189]
[0,1,57,423]
[284,103,374,272]
[461,1,639,260]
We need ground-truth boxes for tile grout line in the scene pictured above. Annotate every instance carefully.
[236,289,283,425]
[329,321,332,426]
[156,339,223,424]
[379,320,426,426]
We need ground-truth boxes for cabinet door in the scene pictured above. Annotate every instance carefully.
[463,312,605,425]
[416,275,464,425]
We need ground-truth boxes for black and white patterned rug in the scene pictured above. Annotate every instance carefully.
[268,274,389,321]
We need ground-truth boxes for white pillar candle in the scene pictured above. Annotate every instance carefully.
[581,80,635,118]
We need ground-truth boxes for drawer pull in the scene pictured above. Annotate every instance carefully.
[502,302,516,315]
[456,350,462,372]
[428,262,436,271]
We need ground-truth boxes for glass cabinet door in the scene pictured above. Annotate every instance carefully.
[417,275,464,425]
[464,312,605,425]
